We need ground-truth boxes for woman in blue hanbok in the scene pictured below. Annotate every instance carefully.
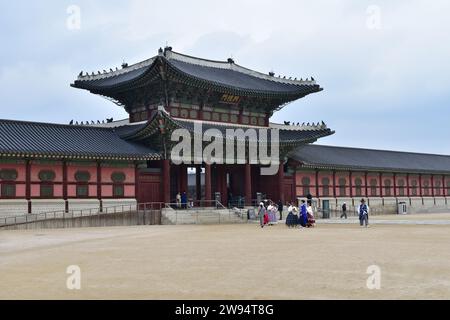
[299,200,308,228]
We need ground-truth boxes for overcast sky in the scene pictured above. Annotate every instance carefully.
[1,1,449,154]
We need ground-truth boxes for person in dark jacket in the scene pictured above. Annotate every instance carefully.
[277,200,283,220]
[340,202,347,219]
[358,199,369,227]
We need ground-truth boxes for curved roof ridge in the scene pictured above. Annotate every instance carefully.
[76,56,157,82]
[310,144,450,158]
[166,50,317,86]
[270,122,328,131]
[0,118,114,131]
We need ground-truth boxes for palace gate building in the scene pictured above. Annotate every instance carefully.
[1,47,450,217]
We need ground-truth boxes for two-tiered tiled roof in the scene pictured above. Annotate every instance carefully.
[72,47,322,102]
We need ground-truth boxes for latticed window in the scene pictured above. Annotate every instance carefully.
[384,179,391,196]
[355,178,363,197]
[434,181,441,196]
[398,179,405,196]
[112,172,126,198]
[423,181,430,196]
[338,178,346,197]
[301,177,310,197]
[322,178,330,197]
[411,180,418,196]
[447,181,450,196]
[370,179,378,196]
[39,170,56,198]
[0,169,18,198]
[75,171,91,197]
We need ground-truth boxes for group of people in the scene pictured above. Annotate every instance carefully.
[257,199,316,229]
[285,200,316,228]
[175,191,188,209]
[257,200,282,228]
[340,199,370,227]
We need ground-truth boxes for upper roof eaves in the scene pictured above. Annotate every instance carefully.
[72,47,320,91]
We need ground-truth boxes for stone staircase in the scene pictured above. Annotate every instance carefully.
[161,207,247,225]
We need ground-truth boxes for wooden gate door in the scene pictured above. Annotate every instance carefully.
[137,172,162,203]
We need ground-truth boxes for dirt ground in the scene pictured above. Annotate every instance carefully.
[1,215,450,300]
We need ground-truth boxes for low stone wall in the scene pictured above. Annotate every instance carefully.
[102,199,137,212]
[0,198,139,219]
[67,199,100,212]
[31,199,66,214]
[0,200,29,218]
[1,210,161,230]
[315,196,450,217]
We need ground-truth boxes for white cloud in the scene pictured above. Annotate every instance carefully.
[0,0,449,153]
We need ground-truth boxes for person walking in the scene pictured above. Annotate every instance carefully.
[340,202,347,219]
[357,199,369,227]
[258,202,266,228]
[277,200,283,220]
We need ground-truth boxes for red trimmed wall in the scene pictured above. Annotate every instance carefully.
[0,160,136,200]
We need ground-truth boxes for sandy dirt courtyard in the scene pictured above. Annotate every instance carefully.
[1,216,450,300]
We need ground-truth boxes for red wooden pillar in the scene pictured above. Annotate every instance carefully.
[222,167,228,206]
[245,163,252,206]
[419,174,423,197]
[175,166,181,194]
[97,161,102,201]
[162,160,170,204]
[379,172,383,197]
[431,175,435,197]
[443,175,446,197]
[293,165,298,201]
[205,163,212,203]
[315,169,320,198]
[25,160,31,214]
[216,166,222,195]
[180,165,188,194]
[63,160,68,212]
[393,173,397,198]
[364,172,369,197]
[135,163,139,202]
[332,171,336,198]
[278,163,284,203]
[349,171,353,198]
[406,173,410,198]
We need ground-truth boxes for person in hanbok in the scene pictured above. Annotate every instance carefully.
[357,199,369,227]
[291,205,299,227]
[258,202,267,228]
[299,200,308,228]
[285,202,296,228]
[306,203,316,227]
[268,201,278,225]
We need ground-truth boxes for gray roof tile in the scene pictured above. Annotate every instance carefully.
[291,144,450,174]
[0,119,159,160]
